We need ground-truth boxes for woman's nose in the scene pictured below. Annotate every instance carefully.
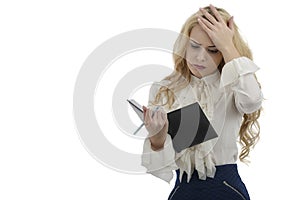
[196,50,207,62]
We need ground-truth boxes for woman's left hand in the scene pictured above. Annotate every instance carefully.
[197,4,236,56]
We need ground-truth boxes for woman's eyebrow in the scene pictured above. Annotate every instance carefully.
[190,39,216,48]
[190,39,201,45]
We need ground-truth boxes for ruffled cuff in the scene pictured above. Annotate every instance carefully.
[141,134,178,183]
[220,57,259,88]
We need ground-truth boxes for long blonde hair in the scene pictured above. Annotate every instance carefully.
[152,6,261,162]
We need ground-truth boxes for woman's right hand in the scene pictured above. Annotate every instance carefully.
[142,106,169,150]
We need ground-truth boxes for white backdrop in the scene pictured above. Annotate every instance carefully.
[1,0,299,199]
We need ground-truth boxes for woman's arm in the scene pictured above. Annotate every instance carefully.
[220,57,263,114]
[197,5,263,113]
[141,83,178,183]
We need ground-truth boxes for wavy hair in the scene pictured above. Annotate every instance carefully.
[152,6,262,162]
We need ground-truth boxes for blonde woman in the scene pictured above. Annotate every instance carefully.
[142,4,263,200]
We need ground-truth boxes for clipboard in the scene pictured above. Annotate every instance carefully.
[127,99,218,152]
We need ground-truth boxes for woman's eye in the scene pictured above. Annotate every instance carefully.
[190,43,200,48]
[208,49,219,54]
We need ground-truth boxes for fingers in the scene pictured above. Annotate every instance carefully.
[144,107,152,126]
[144,106,165,125]
[198,17,214,32]
[199,7,218,25]
[142,105,147,111]
[154,109,161,121]
[152,107,163,121]
[144,106,167,136]
[142,106,147,120]
[209,4,224,23]
[228,16,234,30]
[197,5,234,39]
[197,6,220,33]
[155,109,166,123]
[155,109,168,132]
[162,109,168,125]
[198,5,228,30]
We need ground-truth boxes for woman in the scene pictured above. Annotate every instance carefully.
[142,4,263,200]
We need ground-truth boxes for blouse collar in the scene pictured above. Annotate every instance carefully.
[190,70,221,85]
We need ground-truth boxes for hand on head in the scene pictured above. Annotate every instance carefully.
[197,4,235,54]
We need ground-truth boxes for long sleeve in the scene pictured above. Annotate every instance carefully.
[220,57,263,114]
[141,134,178,183]
[141,82,178,183]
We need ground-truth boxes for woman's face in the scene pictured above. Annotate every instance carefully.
[185,24,223,78]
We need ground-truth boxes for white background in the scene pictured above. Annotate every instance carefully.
[1,0,299,199]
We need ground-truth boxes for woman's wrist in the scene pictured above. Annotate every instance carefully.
[220,43,241,63]
[150,143,164,151]
[149,132,167,151]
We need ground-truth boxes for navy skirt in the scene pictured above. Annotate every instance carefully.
[168,164,250,200]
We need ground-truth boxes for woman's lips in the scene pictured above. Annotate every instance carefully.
[193,64,206,70]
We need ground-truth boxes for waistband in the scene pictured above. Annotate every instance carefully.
[175,164,240,184]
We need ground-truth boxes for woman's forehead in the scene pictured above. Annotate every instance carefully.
[189,25,214,47]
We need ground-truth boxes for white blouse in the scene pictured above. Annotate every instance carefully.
[141,57,263,183]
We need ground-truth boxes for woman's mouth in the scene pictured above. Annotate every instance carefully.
[193,64,206,70]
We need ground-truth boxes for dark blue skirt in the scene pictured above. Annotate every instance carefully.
[168,164,250,200]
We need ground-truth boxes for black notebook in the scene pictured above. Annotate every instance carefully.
[127,99,218,152]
